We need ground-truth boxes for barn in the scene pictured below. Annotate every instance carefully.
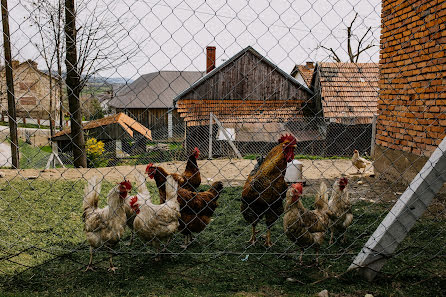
[374,0,446,184]
[108,71,203,140]
[52,113,152,164]
[309,62,379,156]
[174,46,320,158]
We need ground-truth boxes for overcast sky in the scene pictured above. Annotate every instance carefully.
[7,0,381,81]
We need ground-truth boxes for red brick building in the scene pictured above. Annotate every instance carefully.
[374,0,446,183]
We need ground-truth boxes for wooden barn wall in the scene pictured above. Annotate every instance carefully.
[117,108,184,140]
[179,51,311,105]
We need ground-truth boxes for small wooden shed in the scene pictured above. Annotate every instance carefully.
[52,113,152,158]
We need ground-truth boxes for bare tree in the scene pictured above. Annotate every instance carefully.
[320,13,375,63]
[28,0,65,138]
[65,0,86,167]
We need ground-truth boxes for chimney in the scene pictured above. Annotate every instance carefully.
[11,60,19,69]
[206,46,216,73]
[306,61,314,69]
[26,59,38,69]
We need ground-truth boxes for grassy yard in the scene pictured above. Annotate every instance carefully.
[0,179,444,296]
[19,141,52,169]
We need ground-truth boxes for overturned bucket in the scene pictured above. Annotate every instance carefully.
[285,160,304,183]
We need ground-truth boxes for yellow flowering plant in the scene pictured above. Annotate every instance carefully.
[85,137,109,168]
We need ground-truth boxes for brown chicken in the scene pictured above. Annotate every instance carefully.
[147,164,223,247]
[83,177,132,272]
[352,149,371,173]
[283,182,330,262]
[241,134,297,247]
[145,147,201,203]
[176,182,224,247]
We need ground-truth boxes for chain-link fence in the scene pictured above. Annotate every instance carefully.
[0,0,445,295]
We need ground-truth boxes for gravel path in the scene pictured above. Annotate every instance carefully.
[0,158,374,185]
[0,142,12,167]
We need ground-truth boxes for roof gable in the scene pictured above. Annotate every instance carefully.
[174,46,313,104]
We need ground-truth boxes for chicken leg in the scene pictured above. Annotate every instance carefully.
[85,247,95,272]
[247,225,258,245]
[264,229,272,248]
[108,253,117,273]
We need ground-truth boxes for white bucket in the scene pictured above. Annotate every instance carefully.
[285,160,303,183]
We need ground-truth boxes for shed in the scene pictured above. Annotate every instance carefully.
[174,46,320,157]
[108,71,203,140]
[310,62,379,155]
[52,113,152,161]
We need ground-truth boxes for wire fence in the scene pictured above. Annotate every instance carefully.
[0,0,445,294]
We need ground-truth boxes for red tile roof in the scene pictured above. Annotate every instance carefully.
[53,113,152,139]
[294,65,314,86]
[317,62,378,124]
[177,99,307,126]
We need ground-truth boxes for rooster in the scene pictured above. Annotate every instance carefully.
[283,182,330,263]
[123,170,152,245]
[132,175,181,255]
[241,134,297,247]
[83,177,132,272]
[327,177,353,244]
[352,149,371,173]
[176,181,223,247]
[146,147,201,204]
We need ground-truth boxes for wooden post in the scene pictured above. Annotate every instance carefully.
[349,135,446,280]
[208,112,213,159]
[211,113,242,159]
[167,108,173,139]
[370,114,377,158]
[1,0,19,168]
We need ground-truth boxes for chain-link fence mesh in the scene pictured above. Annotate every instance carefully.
[0,0,445,295]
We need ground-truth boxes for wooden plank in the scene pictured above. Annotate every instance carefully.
[211,113,242,159]
[348,135,446,280]
[208,112,213,159]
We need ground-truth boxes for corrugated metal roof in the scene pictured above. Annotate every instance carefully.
[317,62,378,124]
[109,71,204,109]
[53,113,152,139]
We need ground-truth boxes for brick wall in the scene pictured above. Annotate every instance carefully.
[376,0,446,157]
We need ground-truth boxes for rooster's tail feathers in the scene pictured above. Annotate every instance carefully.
[315,181,329,211]
[83,175,102,212]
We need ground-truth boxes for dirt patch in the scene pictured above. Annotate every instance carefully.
[0,158,373,185]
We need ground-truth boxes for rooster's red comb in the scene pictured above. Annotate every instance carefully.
[340,177,348,185]
[278,134,297,145]
[194,147,200,154]
[120,180,132,191]
[145,163,154,174]
[291,183,303,194]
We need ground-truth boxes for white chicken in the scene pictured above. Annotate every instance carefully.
[327,177,353,244]
[83,177,132,272]
[132,174,181,254]
[123,170,152,245]
[352,149,372,173]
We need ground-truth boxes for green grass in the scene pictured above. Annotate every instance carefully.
[19,141,52,169]
[0,179,444,296]
[0,121,50,130]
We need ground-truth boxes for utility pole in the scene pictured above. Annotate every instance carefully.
[1,0,19,168]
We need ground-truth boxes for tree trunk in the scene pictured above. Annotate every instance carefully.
[64,0,86,168]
